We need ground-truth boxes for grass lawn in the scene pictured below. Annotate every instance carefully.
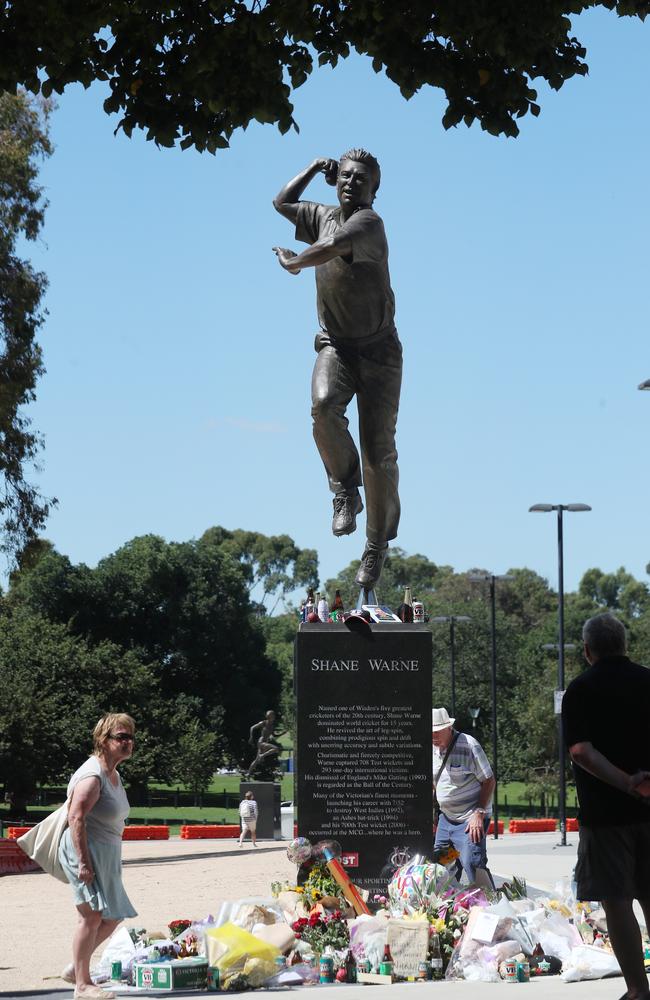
[147,774,295,799]
[2,775,577,838]
[498,781,578,812]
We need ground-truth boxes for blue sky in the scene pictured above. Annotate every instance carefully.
[22,8,650,601]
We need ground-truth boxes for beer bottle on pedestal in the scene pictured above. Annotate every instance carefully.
[379,943,393,976]
[330,589,345,621]
[429,933,443,979]
[400,586,414,623]
[317,592,329,623]
[344,949,357,983]
[304,588,316,621]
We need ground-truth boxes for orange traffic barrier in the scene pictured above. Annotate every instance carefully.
[9,824,170,842]
[509,819,557,833]
[6,827,32,839]
[180,824,240,839]
[122,825,169,841]
[565,818,579,832]
[0,838,40,875]
[7,826,31,840]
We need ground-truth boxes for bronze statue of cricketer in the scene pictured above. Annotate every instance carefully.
[273,150,402,589]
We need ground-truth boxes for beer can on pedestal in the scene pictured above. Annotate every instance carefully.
[417,961,429,980]
[319,956,334,983]
[413,601,424,622]
[516,960,530,982]
[504,959,517,982]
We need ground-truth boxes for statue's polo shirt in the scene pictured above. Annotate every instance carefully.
[296,201,396,345]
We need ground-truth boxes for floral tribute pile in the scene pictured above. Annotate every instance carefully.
[90,835,648,992]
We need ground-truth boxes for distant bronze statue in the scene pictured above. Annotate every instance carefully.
[248,710,282,777]
[273,149,401,590]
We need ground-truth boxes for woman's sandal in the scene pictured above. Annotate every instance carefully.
[61,963,75,984]
[74,987,115,1000]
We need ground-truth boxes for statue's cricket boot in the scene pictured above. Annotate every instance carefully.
[332,491,363,536]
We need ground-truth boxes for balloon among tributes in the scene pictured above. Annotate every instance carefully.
[286,837,313,866]
[286,837,370,916]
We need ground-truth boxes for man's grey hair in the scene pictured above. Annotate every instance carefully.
[582,612,627,659]
[339,148,381,195]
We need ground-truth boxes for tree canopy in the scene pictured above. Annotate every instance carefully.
[200,526,318,613]
[0,92,54,559]
[323,551,650,790]
[4,528,286,799]
[0,606,156,810]
[0,2,648,150]
[4,522,650,811]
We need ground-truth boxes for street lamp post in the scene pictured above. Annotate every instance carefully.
[468,707,481,729]
[529,503,591,846]
[468,574,513,840]
[430,615,472,719]
[542,642,576,838]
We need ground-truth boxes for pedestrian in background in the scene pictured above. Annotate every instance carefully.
[432,707,495,889]
[563,613,650,1000]
[239,791,258,847]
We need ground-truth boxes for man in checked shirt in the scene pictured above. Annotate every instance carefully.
[432,707,496,888]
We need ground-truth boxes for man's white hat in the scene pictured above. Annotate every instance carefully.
[432,707,455,731]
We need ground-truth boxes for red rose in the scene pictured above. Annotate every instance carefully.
[308,913,321,927]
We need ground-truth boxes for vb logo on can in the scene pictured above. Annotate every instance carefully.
[142,970,154,986]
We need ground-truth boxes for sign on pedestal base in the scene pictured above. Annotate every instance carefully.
[295,622,433,895]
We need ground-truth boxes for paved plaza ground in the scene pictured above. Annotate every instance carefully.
[0,832,640,1000]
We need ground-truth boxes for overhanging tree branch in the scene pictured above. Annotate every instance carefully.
[0,2,648,149]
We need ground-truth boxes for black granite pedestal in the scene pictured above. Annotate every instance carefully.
[295,622,433,894]
[239,781,281,839]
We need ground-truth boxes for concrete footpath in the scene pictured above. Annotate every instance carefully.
[0,831,636,1000]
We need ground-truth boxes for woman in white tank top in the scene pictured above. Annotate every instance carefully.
[58,713,137,999]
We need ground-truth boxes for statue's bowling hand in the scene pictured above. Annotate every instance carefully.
[272,246,300,274]
[315,157,338,186]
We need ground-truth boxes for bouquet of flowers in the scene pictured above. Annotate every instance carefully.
[429,888,488,963]
[168,919,193,939]
[302,863,345,904]
[386,858,490,971]
[433,844,461,868]
[291,910,350,954]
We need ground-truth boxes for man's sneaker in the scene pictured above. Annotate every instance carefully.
[332,492,363,536]
[354,544,388,588]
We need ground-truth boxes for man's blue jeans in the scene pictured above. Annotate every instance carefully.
[435,812,491,883]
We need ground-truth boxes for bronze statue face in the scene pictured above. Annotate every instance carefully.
[336,158,375,213]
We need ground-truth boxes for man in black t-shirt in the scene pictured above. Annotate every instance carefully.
[272,150,401,589]
[562,613,650,1000]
